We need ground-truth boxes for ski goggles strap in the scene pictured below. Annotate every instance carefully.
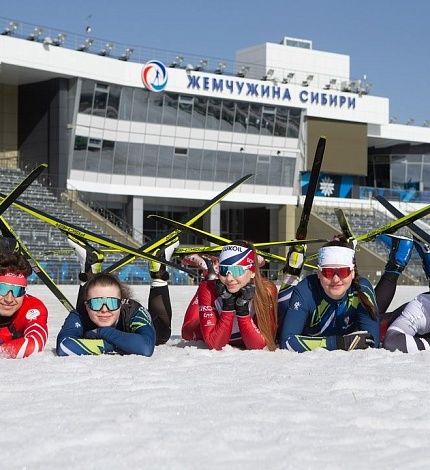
[219,264,252,278]
[0,282,26,298]
[85,297,122,312]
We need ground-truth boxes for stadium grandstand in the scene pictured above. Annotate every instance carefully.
[1,17,430,284]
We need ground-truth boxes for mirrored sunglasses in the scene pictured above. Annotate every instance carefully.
[219,265,251,278]
[0,282,26,298]
[319,266,353,280]
[85,297,122,312]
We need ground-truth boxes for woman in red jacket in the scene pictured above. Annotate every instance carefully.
[182,241,278,350]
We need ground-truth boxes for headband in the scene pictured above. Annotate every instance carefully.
[0,273,28,287]
[318,246,355,267]
[219,245,256,272]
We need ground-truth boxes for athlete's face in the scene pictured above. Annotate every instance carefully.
[0,289,25,317]
[219,268,255,294]
[85,284,122,327]
[317,265,355,300]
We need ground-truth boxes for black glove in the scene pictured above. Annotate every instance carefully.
[283,244,306,277]
[235,284,255,316]
[336,331,374,351]
[215,280,236,311]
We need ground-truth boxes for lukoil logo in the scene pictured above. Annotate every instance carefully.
[141,60,168,92]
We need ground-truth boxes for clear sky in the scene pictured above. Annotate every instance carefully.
[2,0,429,125]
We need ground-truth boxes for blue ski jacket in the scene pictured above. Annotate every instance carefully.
[56,299,155,357]
[279,274,379,352]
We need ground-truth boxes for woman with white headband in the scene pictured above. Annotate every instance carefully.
[279,239,379,352]
[0,249,48,359]
[181,240,278,350]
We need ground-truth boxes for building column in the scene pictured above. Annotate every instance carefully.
[210,203,221,237]
[132,196,144,243]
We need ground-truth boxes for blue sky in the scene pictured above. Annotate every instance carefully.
[2,0,429,125]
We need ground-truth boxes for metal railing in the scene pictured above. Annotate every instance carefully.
[0,15,371,96]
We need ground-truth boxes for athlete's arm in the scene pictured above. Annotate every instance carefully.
[97,305,155,356]
[56,310,114,356]
[0,300,48,359]
[279,288,337,352]
[198,281,234,350]
[181,290,201,340]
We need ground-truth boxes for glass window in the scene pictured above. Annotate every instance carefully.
[423,165,430,191]
[187,149,202,180]
[261,106,275,136]
[248,104,261,135]
[107,85,120,119]
[127,142,142,176]
[72,136,87,170]
[79,80,94,114]
[282,158,296,186]
[229,152,244,181]
[113,142,128,174]
[99,140,115,173]
[255,155,270,185]
[157,146,172,178]
[191,96,207,129]
[274,106,288,137]
[234,102,249,133]
[206,98,221,130]
[119,87,133,121]
[147,93,163,124]
[269,155,283,186]
[172,154,187,179]
[391,156,407,188]
[177,95,193,127]
[93,85,108,117]
[131,89,149,122]
[243,154,257,181]
[215,150,230,182]
[406,163,421,185]
[220,100,235,132]
[287,108,301,138]
[201,150,217,181]
[142,144,158,177]
[86,139,101,172]
[163,93,178,126]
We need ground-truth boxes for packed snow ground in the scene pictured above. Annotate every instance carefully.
[2,284,430,470]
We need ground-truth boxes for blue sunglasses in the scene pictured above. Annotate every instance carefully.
[85,297,122,312]
[0,282,26,298]
[219,265,251,278]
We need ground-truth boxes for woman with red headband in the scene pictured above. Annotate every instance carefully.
[279,239,379,352]
[0,252,48,359]
[182,241,278,350]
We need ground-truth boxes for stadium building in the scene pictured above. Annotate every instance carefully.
[1,18,430,265]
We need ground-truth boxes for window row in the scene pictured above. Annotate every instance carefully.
[72,136,296,187]
[79,80,302,138]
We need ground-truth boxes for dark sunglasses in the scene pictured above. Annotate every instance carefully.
[319,266,353,280]
[85,297,122,312]
[0,282,26,298]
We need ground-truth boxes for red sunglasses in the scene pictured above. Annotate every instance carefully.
[319,266,353,280]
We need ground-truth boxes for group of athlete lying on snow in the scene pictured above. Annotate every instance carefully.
[0,231,430,359]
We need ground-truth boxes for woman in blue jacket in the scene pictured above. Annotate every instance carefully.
[57,273,155,357]
[279,239,379,352]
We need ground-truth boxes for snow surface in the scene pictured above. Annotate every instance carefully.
[2,284,430,470]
